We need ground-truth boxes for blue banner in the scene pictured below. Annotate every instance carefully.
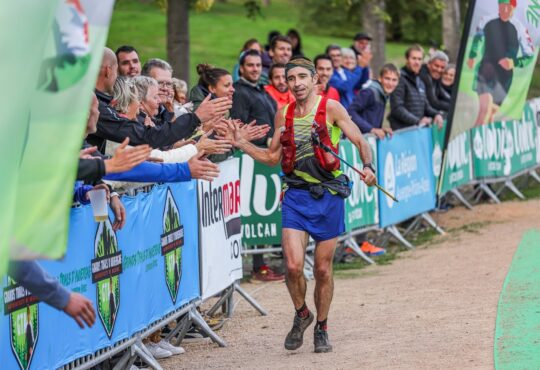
[1,182,199,370]
[377,128,436,228]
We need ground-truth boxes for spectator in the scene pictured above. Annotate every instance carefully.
[231,49,277,147]
[314,54,340,102]
[264,63,295,109]
[262,31,280,77]
[440,63,456,103]
[348,64,399,139]
[351,32,373,71]
[326,44,368,109]
[260,35,293,85]
[141,58,177,120]
[115,45,141,77]
[173,78,188,105]
[88,48,231,152]
[419,50,450,113]
[190,63,234,112]
[233,38,263,82]
[287,29,305,58]
[341,47,358,72]
[389,44,444,130]
[230,49,282,282]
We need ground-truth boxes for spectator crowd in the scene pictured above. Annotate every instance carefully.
[8,28,457,368]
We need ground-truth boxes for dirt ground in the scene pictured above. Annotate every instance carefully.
[162,199,540,370]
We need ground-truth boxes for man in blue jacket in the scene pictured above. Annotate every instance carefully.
[348,64,400,139]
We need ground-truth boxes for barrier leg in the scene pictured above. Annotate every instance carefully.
[402,216,422,237]
[386,226,414,249]
[450,188,473,210]
[226,285,235,318]
[164,313,190,343]
[343,236,375,265]
[421,213,446,235]
[133,339,163,370]
[189,306,227,347]
[233,283,268,316]
[304,254,315,280]
[111,349,132,370]
[503,179,526,200]
[479,183,501,204]
[529,170,540,184]
[207,286,234,317]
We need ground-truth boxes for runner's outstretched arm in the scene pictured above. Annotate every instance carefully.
[232,108,284,166]
[327,100,376,186]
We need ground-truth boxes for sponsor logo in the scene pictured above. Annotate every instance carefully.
[4,277,39,370]
[92,219,122,338]
[161,188,184,303]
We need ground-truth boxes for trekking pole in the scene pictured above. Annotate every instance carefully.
[311,132,399,203]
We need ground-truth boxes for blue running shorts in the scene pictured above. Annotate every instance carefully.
[281,187,345,242]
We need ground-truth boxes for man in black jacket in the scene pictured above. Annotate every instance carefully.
[231,49,277,147]
[419,50,450,114]
[88,48,231,152]
[389,44,444,131]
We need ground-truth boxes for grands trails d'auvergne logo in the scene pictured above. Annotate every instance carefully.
[161,188,184,304]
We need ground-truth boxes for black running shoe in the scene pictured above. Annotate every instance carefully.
[284,311,314,350]
[314,327,333,353]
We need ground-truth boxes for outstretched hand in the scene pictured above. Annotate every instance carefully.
[187,150,220,181]
[104,138,152,174]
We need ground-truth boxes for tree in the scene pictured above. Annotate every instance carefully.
[167,0,190,83]
[442,0,461,61]
[361,0,386,74]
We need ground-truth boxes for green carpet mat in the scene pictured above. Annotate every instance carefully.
[495,229,540,369]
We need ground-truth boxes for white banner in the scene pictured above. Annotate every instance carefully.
[198,158,243,300]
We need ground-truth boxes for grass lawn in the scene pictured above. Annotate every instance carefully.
[107,0,409,84]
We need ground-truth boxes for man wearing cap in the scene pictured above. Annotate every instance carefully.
[351,32,373,70]
[467,0,534,125]
[224,57,376,353]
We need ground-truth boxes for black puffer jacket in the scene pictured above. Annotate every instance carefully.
[419,64,449,113]
[230,78,277,147]
[389,67,439,130]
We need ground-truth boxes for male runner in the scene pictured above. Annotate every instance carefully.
[467,0,534,125]
[226,58,376,352]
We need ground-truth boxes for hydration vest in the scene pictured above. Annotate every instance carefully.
[280,97,340,175]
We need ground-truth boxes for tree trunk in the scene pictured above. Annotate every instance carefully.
[261,0,270,6]
[167,0,190,84]
[442,0,461,62]
[362,0,386,75]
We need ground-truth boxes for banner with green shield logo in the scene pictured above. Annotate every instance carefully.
[12,0,116,259]
[472,118,537,179]
[339,137,378,232]
[0,1,59,274]
[432,122,473,195]
[237,153,282,246]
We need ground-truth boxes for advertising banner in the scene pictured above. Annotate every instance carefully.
[377,128,436,228]
[450,0,540,141]
[1,182,199,370]
[198,158,243,300]
[238,153,282,246]
[13,0,116,259]
[340,137,379,232]
[432,122,473,195]
[472,118,537,178]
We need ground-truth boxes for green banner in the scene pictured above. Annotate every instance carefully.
[472,118,537,179]
[340,137,378,232]
[432,122,473,195]
[12,1,116,259]
[237,152,282,246]
[0,1,59,272]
